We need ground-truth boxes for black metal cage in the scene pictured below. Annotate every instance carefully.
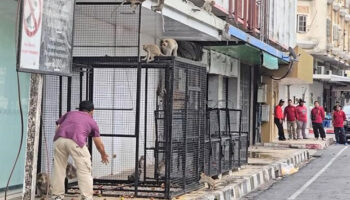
[37,1,249,199]
[39,56,207,199]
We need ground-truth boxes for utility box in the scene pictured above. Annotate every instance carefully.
[257,84,267,103]
[261,104,270,122]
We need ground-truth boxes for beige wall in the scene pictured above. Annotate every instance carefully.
[261,76,279,143]
[297,0,350,59]
[297,0,328,53]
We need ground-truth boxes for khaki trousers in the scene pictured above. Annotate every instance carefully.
[287,121,297,139]
[51,137,93,200]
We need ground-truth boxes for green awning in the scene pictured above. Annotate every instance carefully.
[207,44,261,65]
[262,52,278,70]
[206,44,287,68]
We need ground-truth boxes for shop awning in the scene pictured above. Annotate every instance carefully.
[227,24,290,63]
[313,74,350,83]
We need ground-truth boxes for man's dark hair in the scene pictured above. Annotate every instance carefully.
[288,99,292,102]
[314,101,319,104]
[333,105,338,111]
[79,101,94,112]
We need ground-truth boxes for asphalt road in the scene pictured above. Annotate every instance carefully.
[244,145,350,200]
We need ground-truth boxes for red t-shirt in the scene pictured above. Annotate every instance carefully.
[311,107,325,124]
[284,105,297,121]
[275,105,284,119]
[333,110,346,128]
[296,105,307,122]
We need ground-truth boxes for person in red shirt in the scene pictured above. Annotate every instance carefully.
[311,101,326,140]
[284,99,297,140]
[295,99,308,139]
[333,105,348,145]
[275,99,286,141]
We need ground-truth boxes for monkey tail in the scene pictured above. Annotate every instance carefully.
[111,0,126,17]
[161,10,165,33]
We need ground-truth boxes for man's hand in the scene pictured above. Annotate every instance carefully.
[280,119,283,124]
[93,137,109,165]
[101,153,109,164]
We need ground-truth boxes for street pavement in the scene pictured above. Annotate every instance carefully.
[245,144,350,200]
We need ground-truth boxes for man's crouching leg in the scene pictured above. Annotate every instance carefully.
[68,140,94,200]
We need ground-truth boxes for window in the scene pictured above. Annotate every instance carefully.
[297,15,307,32]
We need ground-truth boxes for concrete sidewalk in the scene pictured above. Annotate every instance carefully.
[260,137,335,150]
[22,138,335,200]
[178,146,311,200]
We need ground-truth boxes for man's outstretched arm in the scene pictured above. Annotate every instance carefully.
[93,137,109,164]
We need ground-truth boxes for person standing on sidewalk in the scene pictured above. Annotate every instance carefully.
[296,99,308,139]
[284,99,297,140]
[333,105,348,145]
[275,99,286,141]
[51,101,109,200]
[311,101,326,140]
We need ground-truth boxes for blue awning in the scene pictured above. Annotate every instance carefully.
[227,25,290,63]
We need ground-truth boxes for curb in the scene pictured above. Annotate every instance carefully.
[179,150,310,200]
[260,138,334,150]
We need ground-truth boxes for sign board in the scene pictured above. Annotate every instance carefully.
[262,52,279,70]
[17,0,75,76]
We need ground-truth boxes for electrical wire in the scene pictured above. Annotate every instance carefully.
[270,60,296,80]
[4,0,24,198]
[4,71,25,200]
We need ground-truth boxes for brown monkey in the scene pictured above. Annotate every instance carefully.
[161,39,178,56]
[222,23,231,41]
[157,159,166,179]
[202,0,215,14]
[142,44,164,63]
[66,162,77,179]
[111,0,145,15]
[36,173,50,198]
[199,172,216,190]
[127,156,145,182]
[151,0,165,12]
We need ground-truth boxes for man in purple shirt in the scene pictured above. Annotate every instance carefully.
[51,101,109,200]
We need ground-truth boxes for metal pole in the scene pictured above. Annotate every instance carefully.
[59,76,63,117]
[134,5,142,196]
[182,68,189,190]
[88,68,94,154]
[165,62,174,199]
[143,68,148,181]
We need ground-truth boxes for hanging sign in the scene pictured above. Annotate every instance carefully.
[17,0,75,76]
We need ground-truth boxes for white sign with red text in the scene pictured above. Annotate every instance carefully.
[19,0,43,70]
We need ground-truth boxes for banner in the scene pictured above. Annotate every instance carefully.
[17,0,75,76]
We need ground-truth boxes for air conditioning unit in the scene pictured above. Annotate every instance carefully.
[333,2,341,11]
[340,8,348,17]
[333,25,339,41]
[327,18,332,38]
[318,66,325,74]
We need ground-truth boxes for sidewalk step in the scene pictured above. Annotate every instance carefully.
[177,149,310,200]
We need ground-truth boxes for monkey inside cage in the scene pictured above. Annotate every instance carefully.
[37,1,208,199]
[38,56,207,199]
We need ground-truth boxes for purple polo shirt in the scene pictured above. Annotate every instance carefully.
[54,111,100,147]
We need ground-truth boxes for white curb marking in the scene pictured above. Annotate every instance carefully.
[287,146,348,200]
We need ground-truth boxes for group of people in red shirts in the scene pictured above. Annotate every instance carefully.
[275,99,348,145]
[274,99,308,141]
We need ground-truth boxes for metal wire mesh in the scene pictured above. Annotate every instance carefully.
[73,2,140,57]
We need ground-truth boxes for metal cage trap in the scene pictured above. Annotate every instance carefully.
[37,1,249,199]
